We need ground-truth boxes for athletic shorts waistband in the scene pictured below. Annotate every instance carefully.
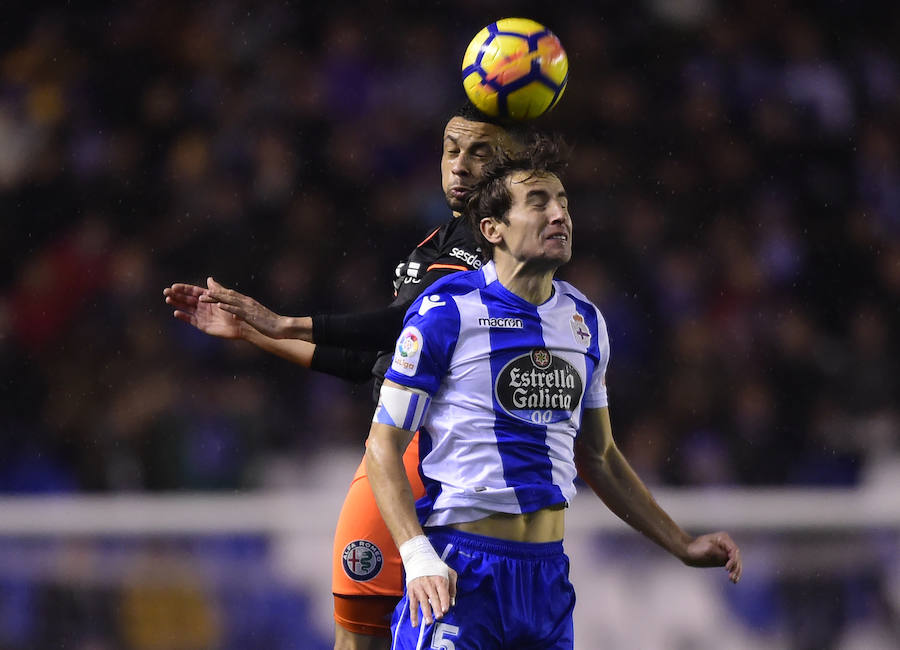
[425,527,564,559]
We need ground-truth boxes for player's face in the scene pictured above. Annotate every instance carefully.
[495,171,572,268]
[441,117,506,214]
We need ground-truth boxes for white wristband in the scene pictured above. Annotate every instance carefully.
[398,535,449,586]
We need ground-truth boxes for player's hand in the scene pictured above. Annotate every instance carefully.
[407,567,457,628]
[682,532,742,583]
[199,277,293,339]
[164,282,246,340]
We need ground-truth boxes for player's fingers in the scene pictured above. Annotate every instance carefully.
[164,290,190,305]
[169,283,205,297]
[716,534,741,582]
[448,568,458,608]
[206,277,241,300]
[217,303,243,317]
[729,550,742,583]
[168,299,191,314]
[420,586,438,626]
[205,289,242,307]
[425,577,449,624]
[408,590,422,628]
[165,295,196,310]
[203,278,225,300]
[173,310,194,325]
[716,532,738,552]
[427,582,450,618]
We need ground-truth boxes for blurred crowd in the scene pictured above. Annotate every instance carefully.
[1,0,898,494]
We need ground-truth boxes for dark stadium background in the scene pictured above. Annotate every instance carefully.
[1,1,898,648]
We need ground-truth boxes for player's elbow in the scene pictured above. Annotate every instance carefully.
[575,438,610,466]
[574,449,603,482]
[366,424,410,466]
[574,440,615,484]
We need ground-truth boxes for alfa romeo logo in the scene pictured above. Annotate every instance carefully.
[341,540,384,581]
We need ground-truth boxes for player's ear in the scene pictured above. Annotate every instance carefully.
[480,218,503,245]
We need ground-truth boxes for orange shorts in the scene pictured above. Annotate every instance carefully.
[332,432,424,636]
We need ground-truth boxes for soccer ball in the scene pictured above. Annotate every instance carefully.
[461,18,568,121]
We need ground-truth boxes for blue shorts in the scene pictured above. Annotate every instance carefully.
[390,528,575,649]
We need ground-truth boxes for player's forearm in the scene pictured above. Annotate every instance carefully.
[365,424,423,546]
[275,316,314,342]
[243,327,315,367]
[578,444,692,561]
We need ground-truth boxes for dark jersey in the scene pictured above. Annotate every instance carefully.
[389,215,484,307]
[310,214,482,389]
[372,215,483,382]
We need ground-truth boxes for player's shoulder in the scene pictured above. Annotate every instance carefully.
[554,279,597,308]
[405,267,485,327]
[419,214,461,246]
[554,280,607,322]
[419,265,486,297]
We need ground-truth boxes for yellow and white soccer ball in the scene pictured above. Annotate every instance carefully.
[462,18,568,121]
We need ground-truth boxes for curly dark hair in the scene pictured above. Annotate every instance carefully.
[448,100,531,143]
[464,132,570,260]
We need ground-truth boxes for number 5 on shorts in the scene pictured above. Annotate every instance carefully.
[431,622,460,649]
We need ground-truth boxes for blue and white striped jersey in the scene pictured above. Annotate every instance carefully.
[383,261,610,527]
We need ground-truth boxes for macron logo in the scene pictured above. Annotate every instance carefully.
[418,295,446,316]
[478,317,523,329]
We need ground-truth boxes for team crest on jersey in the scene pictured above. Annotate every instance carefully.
[392,326,423,376]
[341,540,383,581]
[495,349,584,424]
[570,313,592,346]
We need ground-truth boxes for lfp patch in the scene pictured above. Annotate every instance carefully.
[341,540,384,581]
[392,326,423,376]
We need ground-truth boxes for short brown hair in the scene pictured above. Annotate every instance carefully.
[464,132,570,260]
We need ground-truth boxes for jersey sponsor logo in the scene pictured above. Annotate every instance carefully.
[418,294,446,316]
[570,313,592,346]
[477,317,523,329]
[450,246,482,269]
[392,326,423,376]
[495,348,584,424]
[341,539,383,581]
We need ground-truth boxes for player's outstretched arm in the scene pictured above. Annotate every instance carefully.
[165,280,381,381]
[575,407,742,584]
[175,270,461,353]
[366,381,457,627]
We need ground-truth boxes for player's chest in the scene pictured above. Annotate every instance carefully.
[447,317,596,425]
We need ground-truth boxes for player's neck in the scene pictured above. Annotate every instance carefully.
[493,258,555,305]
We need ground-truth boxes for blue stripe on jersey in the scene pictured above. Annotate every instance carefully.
[414,426,441,523]
[561,290,602,422]
[485,291,565,512]
[563,289,602,373]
